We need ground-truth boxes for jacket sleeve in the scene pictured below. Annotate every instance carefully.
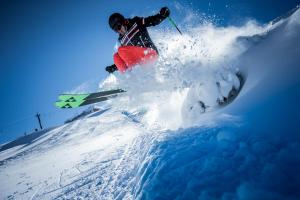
[133,13,167,27]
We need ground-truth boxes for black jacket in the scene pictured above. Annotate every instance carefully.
[118,13,167,53]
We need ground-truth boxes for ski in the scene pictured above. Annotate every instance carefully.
[58,89,126,102]
[55,95,118,109]
[55,88,126,109]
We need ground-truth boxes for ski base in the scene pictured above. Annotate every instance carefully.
[55,89,125,109]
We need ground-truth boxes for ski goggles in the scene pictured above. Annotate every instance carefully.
[113,23,122,32]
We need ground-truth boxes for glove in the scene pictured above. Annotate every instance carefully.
[105,64,118,73]
[160,7,170,18]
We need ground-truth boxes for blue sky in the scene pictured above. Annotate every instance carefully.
[0,0,299,143]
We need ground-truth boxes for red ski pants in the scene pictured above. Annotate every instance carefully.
[113,46,158,73]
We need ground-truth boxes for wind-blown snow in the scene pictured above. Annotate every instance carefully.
[1,6,300,200]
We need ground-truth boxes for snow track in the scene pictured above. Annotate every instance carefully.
[0,109,161,199]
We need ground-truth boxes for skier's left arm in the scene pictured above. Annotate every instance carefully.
[142,7,170,27]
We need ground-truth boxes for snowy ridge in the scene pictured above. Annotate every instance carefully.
[1,6,300,200]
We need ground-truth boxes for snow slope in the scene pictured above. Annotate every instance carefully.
[1,6,300,200]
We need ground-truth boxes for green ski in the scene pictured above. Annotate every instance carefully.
[58,89,125,102]
[55,96,117,109]
[55,89,126,109]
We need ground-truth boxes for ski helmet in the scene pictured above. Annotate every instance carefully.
[109,13,125,31]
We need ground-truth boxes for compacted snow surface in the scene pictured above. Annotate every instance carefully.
[1,6,300,200]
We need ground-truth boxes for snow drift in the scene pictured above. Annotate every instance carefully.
[1,6,300,200]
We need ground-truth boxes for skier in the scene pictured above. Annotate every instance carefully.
[105,7,170,74]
